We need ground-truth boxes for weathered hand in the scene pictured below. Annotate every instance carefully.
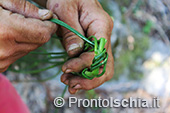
[47,0,114,94]
[0,0,57,72]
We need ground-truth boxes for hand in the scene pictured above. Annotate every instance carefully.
[0,0,57,72]
[47,0,114,94]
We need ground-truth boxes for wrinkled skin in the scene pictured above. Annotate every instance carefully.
[0,0,57,72]
[46,0,114,94]
[0,0,114,94]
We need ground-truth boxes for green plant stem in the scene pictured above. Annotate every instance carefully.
[10,62,65,74]
[50,18,94,46]
[19,69,62,83]
[61,86,68,98]
[30,51,66,55]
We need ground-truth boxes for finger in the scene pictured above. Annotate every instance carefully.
[61,73,75,85]
[61,74,79,94]
[67,64,112,91]
[47,0,84,57]
[69,76,104,90]
[79,0,114,49]
[0,0,53,20]
[65,44,114,91]
[0,8,57,44]
[0,52,27,72]
[0,42,39,61]
[62,52,94,73]
[0,67,8,73]
[17,43,40,53]
[67,66,109,90]
[68,86,78,94]
[0,42,40,72]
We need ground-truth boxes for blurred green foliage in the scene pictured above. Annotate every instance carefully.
[85,90,111,112]
[100,0,150,80]
[113,36,149,80]
[114,0,132,7]
[99,0,113,16]
[143,20,153,34]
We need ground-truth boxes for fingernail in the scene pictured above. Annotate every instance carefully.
[39,9,51,19]
[74,84,82,89]
[65,69,72,73]
[68,44,80,52]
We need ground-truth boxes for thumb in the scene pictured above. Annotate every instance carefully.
[47,0,84,57]
[0,0,52,20]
